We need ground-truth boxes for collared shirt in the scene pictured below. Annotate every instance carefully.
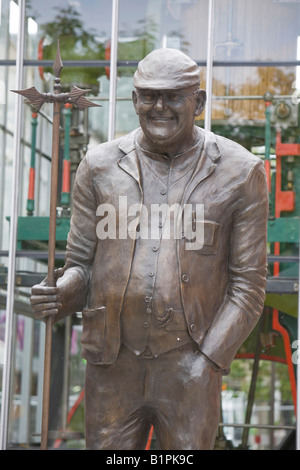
[121,127,204,357]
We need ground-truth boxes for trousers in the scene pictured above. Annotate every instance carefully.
[84,344,222,450]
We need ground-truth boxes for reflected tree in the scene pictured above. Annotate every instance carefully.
[31,6,162,92]
[40,5,105,93]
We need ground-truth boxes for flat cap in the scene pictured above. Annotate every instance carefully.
[134,48,200,90]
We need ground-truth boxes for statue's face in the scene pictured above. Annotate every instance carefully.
[133,86,205,154]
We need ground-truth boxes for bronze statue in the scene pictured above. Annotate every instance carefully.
[31,48,268,450]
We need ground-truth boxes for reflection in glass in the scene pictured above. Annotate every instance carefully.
[211,0,300,149]
[212,66,297,125]
[118,0,208,60]
[214,0,300,62]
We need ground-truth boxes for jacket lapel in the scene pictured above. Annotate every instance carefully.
[117,129,142,192]
[118,150,141,187]
[182,129,221,204]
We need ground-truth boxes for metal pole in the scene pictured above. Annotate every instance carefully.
[40,45,63,450]
[241,317,263,449]
[108,0,119,141]
[0,0,25,450]
[204,0,214,132]
[26,112,38,215]
[297,239,300,450]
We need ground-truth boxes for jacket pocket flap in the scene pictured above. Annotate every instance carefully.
[203,220,220,246]
[81,307,106,353]
[186,220,221,254]
[83,306,106,315]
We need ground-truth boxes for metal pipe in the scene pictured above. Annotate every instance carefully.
[26,113,38,215]
[108,0,119,141]
[61,317,71,433]
[92,94,297,103]
[2,59,300,68]
[297,240,300,450]
[264,97,272,193]
[0,250,66,259]
[204,0,214,132]
[219,423,296,431]
[0,0,26,450]
[40,42,64,451]
[61,106,71,207]
[0,18,10,255]
[212,94,296,101]
[241,317,263,448]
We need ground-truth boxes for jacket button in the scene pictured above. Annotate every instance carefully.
[182,274,189,283]
[190,323,196,331]
[160,189,167,195]
[143,321,149,328]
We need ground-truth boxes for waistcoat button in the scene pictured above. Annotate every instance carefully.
[182,274,189,283]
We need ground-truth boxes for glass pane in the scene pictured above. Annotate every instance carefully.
[25,0,113,145]
[213,0,300,62]
[25,0,112,60]
[0,0,20,61]
[211,65,297,134]
[118,0,208,60]
[24,1,111,145]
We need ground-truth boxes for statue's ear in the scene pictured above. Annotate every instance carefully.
[195,89,207,116]
[132,90,138,115]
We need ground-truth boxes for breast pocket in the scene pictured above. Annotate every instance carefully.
[185,220,221,254]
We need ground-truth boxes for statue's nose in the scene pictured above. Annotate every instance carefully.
[154,95,165,111]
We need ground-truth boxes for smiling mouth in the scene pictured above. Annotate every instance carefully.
[150,116,174,121]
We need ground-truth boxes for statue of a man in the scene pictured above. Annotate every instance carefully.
[31,48,268,450]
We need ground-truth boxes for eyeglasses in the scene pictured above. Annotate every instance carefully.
[136,89,199,106]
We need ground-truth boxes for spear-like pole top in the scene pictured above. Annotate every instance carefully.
[11,37,101,110]
[53,39,63,78]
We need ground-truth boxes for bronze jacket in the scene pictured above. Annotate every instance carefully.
[60,127,268,371]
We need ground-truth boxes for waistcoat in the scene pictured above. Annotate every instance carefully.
[121,132,204,357]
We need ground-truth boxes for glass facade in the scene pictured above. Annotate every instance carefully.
[0,0,299,450]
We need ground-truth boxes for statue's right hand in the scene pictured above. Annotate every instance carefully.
[30,281,62,320]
